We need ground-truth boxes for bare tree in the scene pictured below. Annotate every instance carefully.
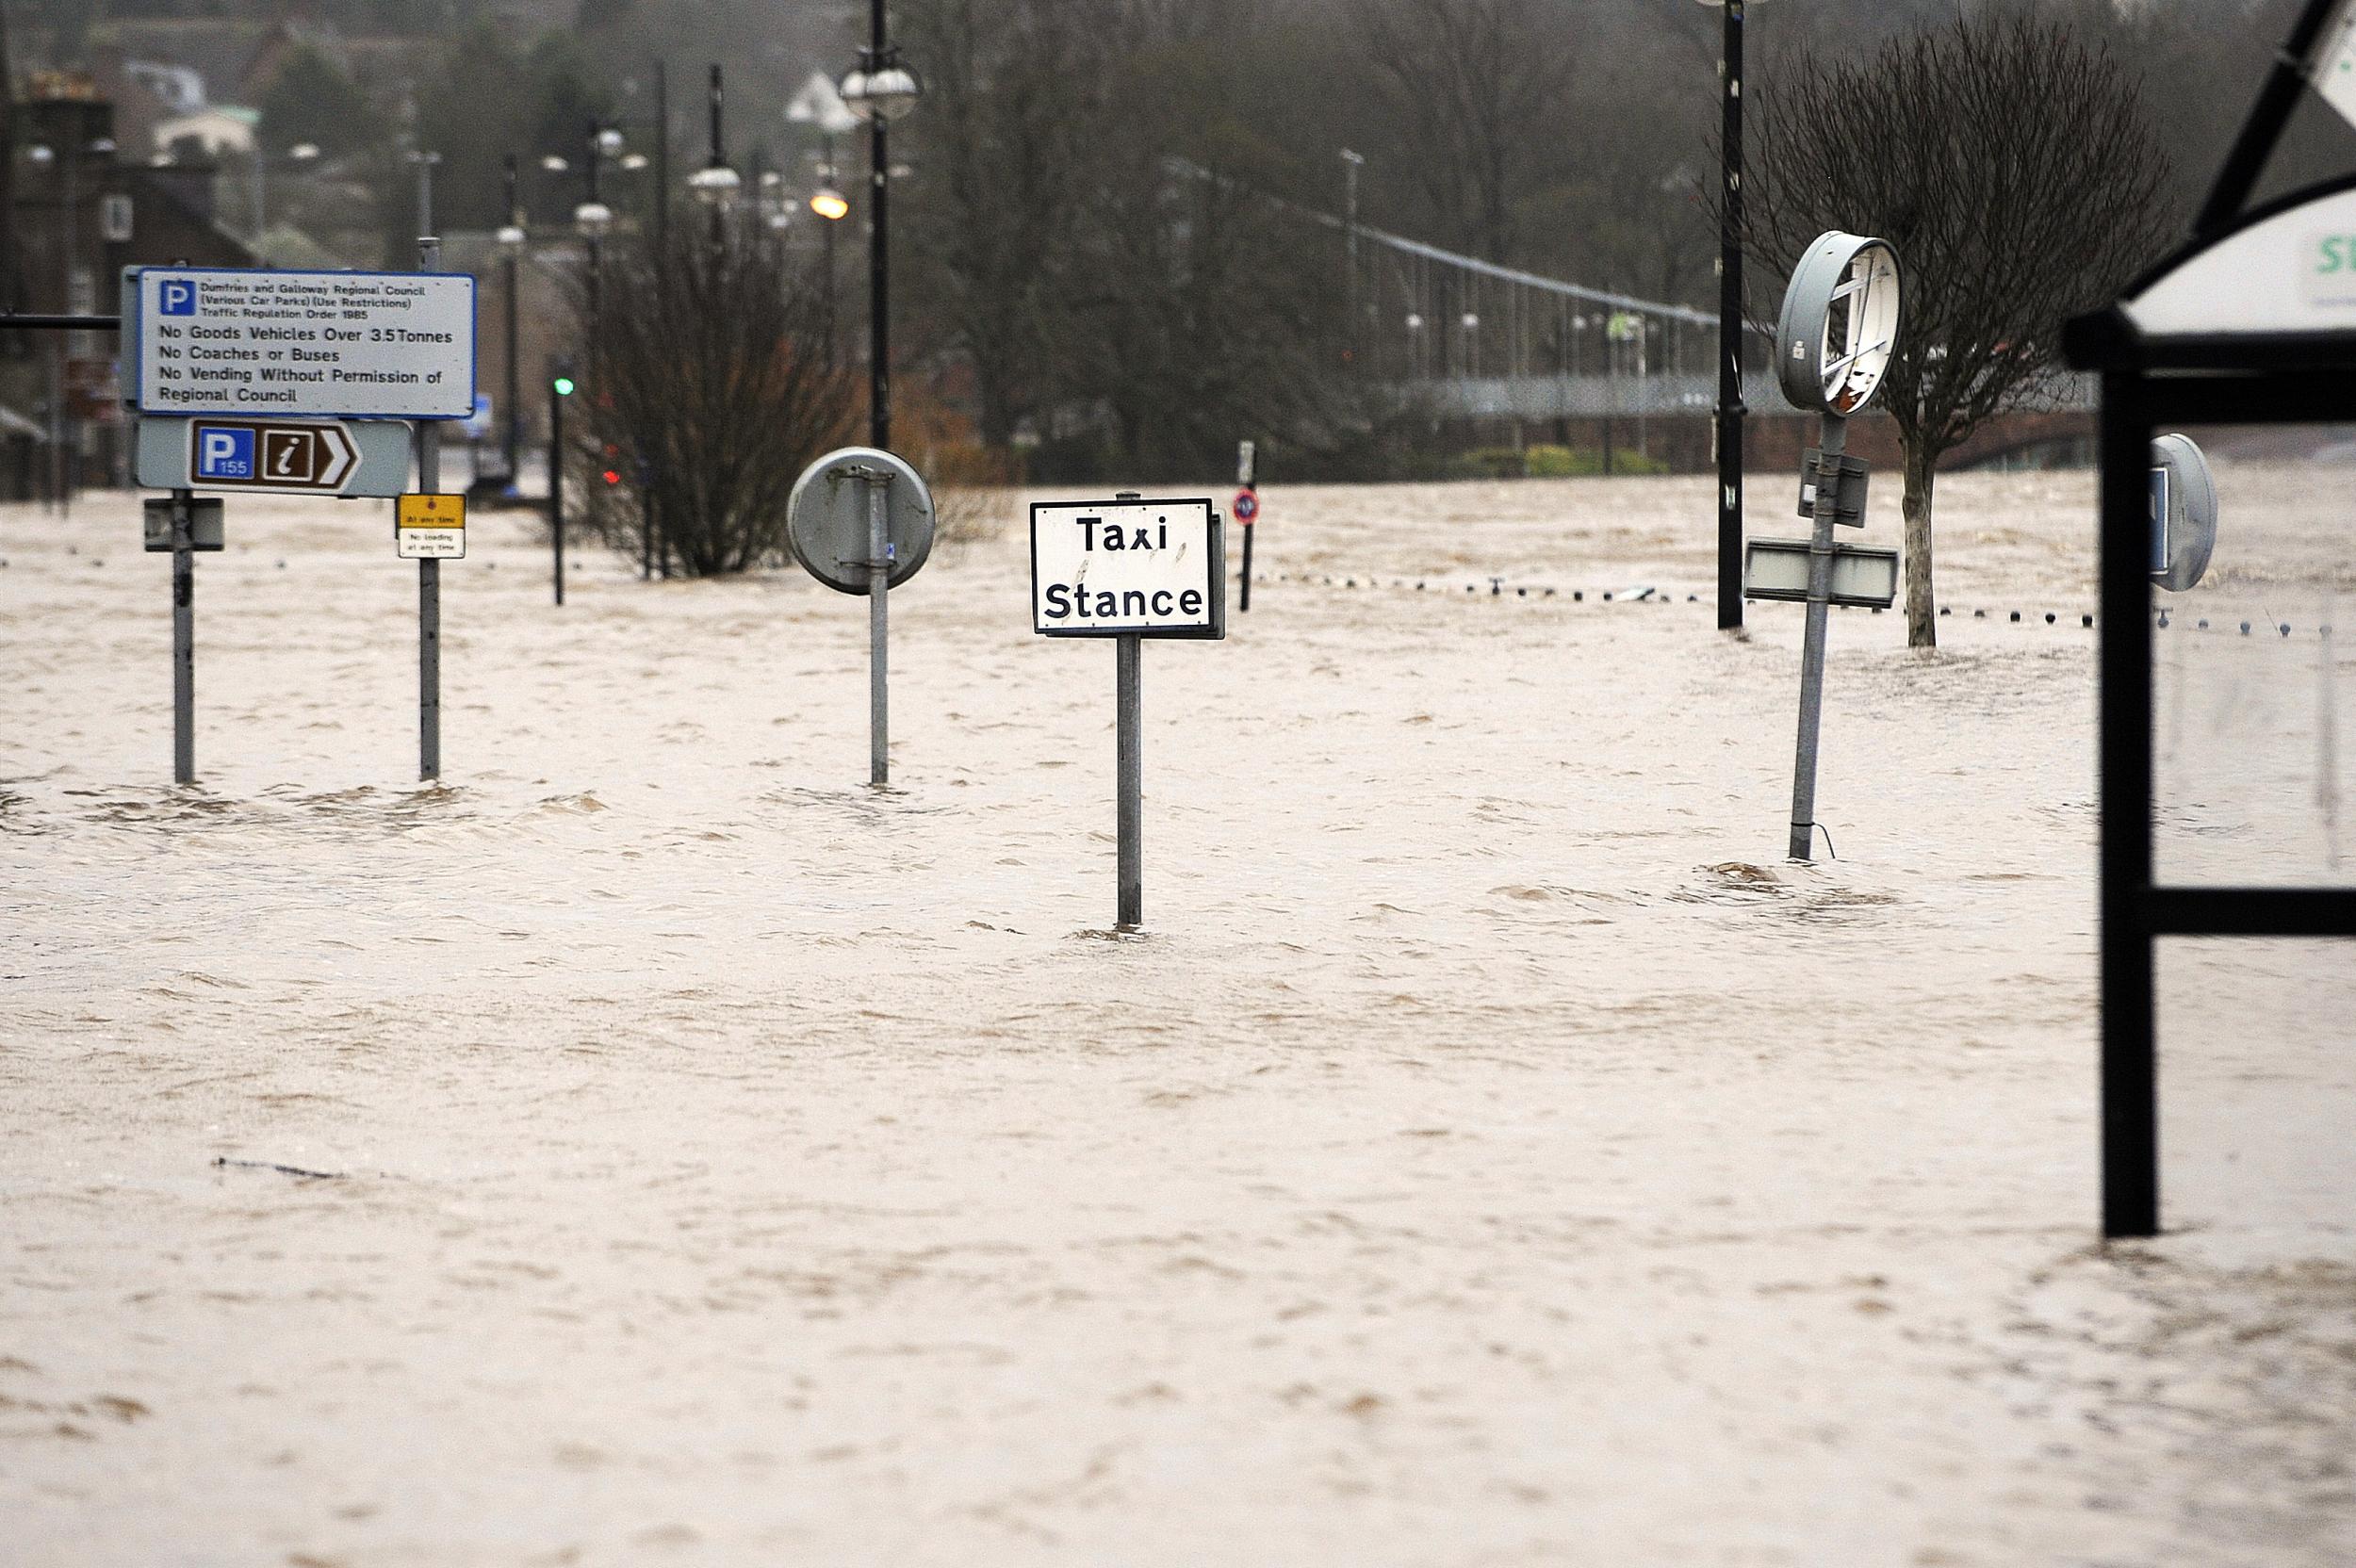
[1743,12,2172,647]
[1361,0,1576,264]
[572,223,856,576]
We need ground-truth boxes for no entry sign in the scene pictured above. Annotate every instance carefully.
[1031,498,1225,639]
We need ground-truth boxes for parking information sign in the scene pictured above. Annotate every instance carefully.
[1031,497,1224,639]
[130,267,475,419]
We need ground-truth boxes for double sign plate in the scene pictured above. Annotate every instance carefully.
[133,416,413,498]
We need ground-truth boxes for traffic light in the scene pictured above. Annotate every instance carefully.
[601,468,622,486]
[552,374,576,397]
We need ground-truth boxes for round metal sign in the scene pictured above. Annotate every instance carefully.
[786,447,935,595]
[1233,488,1258,523]
[2149,433,2217,594]
[1775,231,1903,417]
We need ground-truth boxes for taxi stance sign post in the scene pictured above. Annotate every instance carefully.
[1032,495,1226,929]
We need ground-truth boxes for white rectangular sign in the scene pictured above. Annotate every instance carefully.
[1031,498,1224,638]
[132,267,475,420]
[397,528,466,559]
[1742,537,1898,609]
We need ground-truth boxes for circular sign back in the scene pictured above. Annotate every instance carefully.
[786,447,935,595]
[2150,433,2217,594]
[1775,231,1903,417]
[1233,488,1258,523]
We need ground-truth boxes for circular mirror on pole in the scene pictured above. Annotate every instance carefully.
[787,447,935,594]
[1775,231,1903,417]
[2149,433,2217,593]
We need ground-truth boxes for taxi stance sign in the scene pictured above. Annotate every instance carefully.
[1030,498,1225,639]
[126,266,476,420]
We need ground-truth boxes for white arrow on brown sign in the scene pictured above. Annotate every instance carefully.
[137,416,412,498]
[187,418,359,493]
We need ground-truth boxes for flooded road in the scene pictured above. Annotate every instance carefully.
[3,474,2350,1564]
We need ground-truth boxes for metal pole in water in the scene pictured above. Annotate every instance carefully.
[1787,414,1845,859]
[1239,514,1254,613]
[172,487,195,785]
[1117,632,1142,928]
[868,472,890,786]
[550,377,565,606]
[417,225,442,781]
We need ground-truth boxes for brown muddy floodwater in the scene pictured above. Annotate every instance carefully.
[3,471,2351,1565]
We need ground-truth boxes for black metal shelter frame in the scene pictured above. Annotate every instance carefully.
[2065,0,2356,1239]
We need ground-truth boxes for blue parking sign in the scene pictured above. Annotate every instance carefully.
[193,425,256,481]
[158,278,198,316]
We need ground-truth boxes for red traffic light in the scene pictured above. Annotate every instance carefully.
[601,468,622,486]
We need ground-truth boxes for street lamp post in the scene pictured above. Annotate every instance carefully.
[576,122,623,322]
[25,141,66,514]
[688,64,742,248]
[498,155,527,489]
[1341,148,1364,368]
[840,5,921,449]
[1699,0,1755,630]
[811,154,848,367]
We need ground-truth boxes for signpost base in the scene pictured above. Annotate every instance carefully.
[1117,632,1142,929]
[1787,415,1844,860]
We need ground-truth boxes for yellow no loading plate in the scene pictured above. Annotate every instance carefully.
[397,492,465,559]
[398,493,466,529]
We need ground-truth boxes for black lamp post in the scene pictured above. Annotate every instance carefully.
[840,4,920,449]
[497,155,526,488]
[1700,0,1754,631]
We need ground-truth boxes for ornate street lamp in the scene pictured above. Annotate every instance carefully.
[840,5,921,448]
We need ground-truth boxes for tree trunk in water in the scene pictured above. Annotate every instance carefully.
[1902,443,1939,649]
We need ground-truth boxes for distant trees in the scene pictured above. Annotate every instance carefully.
[1744,13,2173,648]
[899,0,1339,478]
[897,0,1104,450]
[255,44,382,157]
[1359,0,1576,265]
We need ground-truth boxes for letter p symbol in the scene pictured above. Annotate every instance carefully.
[159,280,197,316]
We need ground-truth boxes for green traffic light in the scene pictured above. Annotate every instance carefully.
[552,376,576,396]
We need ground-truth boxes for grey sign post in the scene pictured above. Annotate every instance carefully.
[416,200,444,781]
[171,489,196,783]
[788,447,936,786]
[1761,231,1903,860]
[1032,492,1226,930]
[122,261,475,785]
[136,488,216,783]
